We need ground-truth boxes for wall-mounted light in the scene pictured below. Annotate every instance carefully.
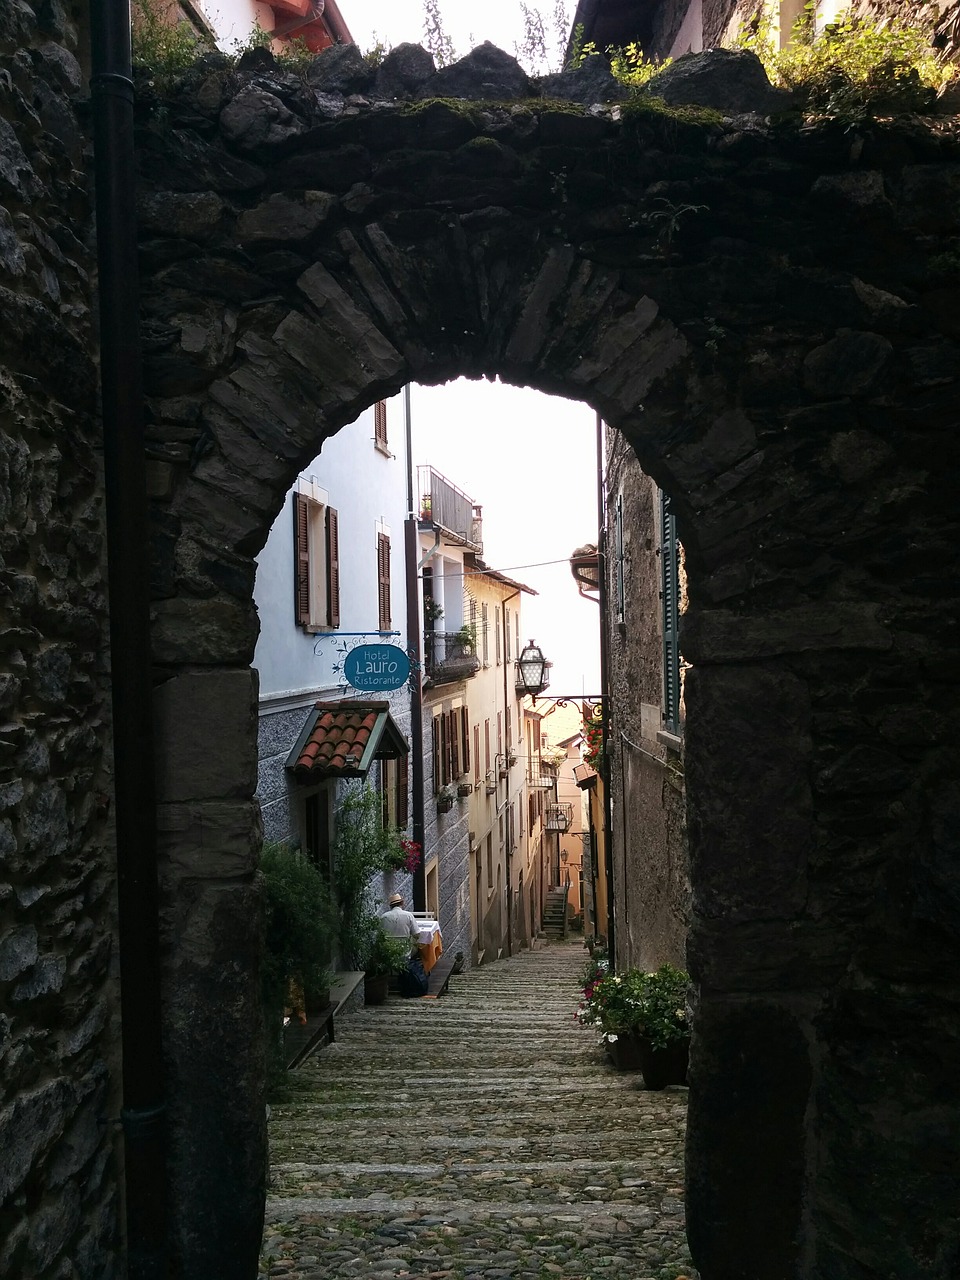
[515,639,550,698]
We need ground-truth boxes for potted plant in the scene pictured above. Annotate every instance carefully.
[457,781,473,797]
[453,622,477,652]
[437,783,456,814]
[424,596,443,624]
[576,963,690,1089]
[382,835,423,875]
[357,918,411,1005]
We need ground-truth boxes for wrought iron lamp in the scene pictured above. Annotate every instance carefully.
[516,639,550,698]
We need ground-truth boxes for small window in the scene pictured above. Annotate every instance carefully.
[377,531,391,631]
[293,492,340,630]
[374,400,389,454]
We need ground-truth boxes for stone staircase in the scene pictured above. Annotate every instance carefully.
[541,883,570,938]
[260,939,696,1279]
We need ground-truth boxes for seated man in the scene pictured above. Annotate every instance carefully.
[380,892,419,944]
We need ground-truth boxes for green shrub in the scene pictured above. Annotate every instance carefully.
[735,4,953,117]
[131,0,205,85]
[332,784,407,967]
[260,841,334,1010]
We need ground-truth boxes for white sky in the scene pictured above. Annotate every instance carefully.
[409,380,602,697]
[345,0,572,69]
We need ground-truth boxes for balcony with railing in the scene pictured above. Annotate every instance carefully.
[423,630,481,686]
[544,802,573,833]
[528,762,558,789]
[418,466,483,552]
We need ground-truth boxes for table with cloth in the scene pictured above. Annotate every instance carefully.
[415,919,443,974]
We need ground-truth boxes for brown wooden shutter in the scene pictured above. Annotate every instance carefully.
[460,706,470,774]
[433,715,442,793]
[294,493,311,626]
[474,725,480,783]
[449,709,459,779]
[396,753,409,828]
[374,400,388,450]
[326,506,340,628]
[377,532,391,631]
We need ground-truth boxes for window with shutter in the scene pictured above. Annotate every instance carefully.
[615,491,625,625]
[481,603,489,664]
[374,400,388,453]
[660,489,681,735]
[505,706,512,753]
[432,715,442,793]
[448,709,459,779]
[294,490,339,630]
[377,531,391,631]
[474,724,480,783]
[460,706,470,774]
[294,493,311,626]
[326,506,340,628]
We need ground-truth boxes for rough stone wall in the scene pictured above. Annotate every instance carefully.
[0,3,120,1277]
[130,41,960,1280]
[606,438,689,972]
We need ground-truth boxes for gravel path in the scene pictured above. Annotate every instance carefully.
[260,940,697,1280]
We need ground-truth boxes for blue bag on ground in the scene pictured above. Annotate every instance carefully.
[400,954,428,997]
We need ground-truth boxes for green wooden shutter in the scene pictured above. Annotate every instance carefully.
[660,490,680,734]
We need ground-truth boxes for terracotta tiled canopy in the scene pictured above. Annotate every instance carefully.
[287,701,408,781]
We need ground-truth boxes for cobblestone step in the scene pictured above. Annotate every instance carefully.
[260,939,697,1280]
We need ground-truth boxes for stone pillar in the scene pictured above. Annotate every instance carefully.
[154,667,265,1277]
[683,662,817,1278]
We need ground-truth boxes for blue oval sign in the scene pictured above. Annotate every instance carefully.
[343,644,411,692]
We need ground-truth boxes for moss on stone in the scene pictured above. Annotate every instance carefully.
[622,93,725,129]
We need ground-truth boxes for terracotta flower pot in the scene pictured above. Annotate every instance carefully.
[363,973,390,1005]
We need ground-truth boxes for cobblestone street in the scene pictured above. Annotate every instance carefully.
[259,940,696,1280]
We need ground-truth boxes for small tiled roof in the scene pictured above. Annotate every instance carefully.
[288,701,408,781]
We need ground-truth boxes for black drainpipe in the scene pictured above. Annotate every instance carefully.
[403,385,426,909]
[90,3,167,1275]
[596,412,616,967]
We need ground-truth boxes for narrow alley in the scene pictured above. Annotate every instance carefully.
[259,942,696,1280]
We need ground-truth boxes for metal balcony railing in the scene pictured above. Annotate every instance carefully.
[418,466,482,552]
[528,772,558,789]
[423,631,481,685]
[544,802,573,833]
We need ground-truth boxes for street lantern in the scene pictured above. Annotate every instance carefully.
[516,640,550,697]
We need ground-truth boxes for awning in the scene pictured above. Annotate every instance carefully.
[287,701,408,781]
[574,762,598,790]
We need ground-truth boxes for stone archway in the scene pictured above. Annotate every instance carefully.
[138,67,960,1279]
